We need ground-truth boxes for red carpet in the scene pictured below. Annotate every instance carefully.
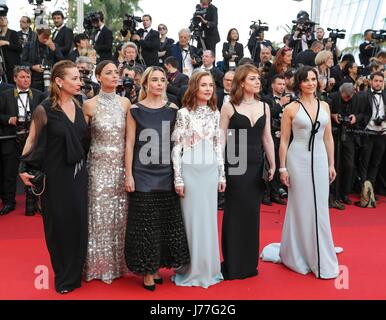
[1,194,386,300]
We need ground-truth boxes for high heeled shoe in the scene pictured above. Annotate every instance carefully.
[154,277,163,285]
[143,280,156,291]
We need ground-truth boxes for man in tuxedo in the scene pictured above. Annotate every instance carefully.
[168,29,201,77]
[248,30,276,65]
[17,16,35,49]
[164,56,189,106]
[198,50,223,88]
[359,30,379,67]
[0,15,22,84]
[92,11,113,62]
[195,0,220,54]
[294,40,323,67]
[51,11,73,59]
[216,70,234,110]
[131,15,160,67]
[357,71,386,192]
[0,66,45,215]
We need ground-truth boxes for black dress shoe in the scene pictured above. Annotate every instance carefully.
[154,277,163,285]
[0,204,15,215]
[25,211,36,216]
[143,281,156,291]
[340,195,352,205]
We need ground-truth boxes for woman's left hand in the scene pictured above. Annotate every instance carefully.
[218,182,226,193]
[329,166,336,184]
[268,168,275,182]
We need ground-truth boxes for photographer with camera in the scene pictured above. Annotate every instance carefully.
[248,22,275,65]
[75,56,99,103]
[330,53,355,92]
[90,11,113,62]
[17,16,35,50]
[325,28,345,65]
[119,41,146,72]
[0,11,22,84]
[357,72,386,196]
[359,30,381,67]
[168,28,201,77]
[131,15,160,67]
[21,28,64,92]
[116,64,139,104]
[222,28,244,72]
[0,66,44,216]
[51,10,73,59]
[288,11,316,58]
[328,83,364,208]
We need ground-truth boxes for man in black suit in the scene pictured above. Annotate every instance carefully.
[17,16,35,49]
[197,50,223,88]
[359,30,380,67]
[51,10,74,59]
[195,0,220,54]
[248,30,276,65]
[0,15,22,84]
[294,40,323,67]
[131,15,160,67]
[216,70,234,110]
[164,56,189,107]
[0,66,45,215]
[328,83,366,207]
[92,11,113,62]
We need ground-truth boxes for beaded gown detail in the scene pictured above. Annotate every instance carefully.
[83,91,128,283]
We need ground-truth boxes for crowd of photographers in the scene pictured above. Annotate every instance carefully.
[0,0,386,215]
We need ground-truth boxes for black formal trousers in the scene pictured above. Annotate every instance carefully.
[358,134,386,186]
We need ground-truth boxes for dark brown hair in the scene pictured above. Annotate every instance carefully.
[293,66,320,94]
[230,64,261,106]
[182,71,217,111]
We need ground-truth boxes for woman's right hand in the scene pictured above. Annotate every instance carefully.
[175,186,185,198]
[280,171,290,188]
[19,172,35,187]
[125,176,135,193]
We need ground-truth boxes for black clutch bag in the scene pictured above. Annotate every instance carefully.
[262,153,270,182]
[27,169,46,196]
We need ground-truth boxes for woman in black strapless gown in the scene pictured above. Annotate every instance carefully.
[220,64,276,280]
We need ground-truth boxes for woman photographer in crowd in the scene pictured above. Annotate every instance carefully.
[171,70,226,288]
[19,60,89,294]
[124,66,190,291]
[158,24,174,66]
[222,28,244,72]
[82,61,131,284]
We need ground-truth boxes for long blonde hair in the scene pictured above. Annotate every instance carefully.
[138,66,168,101]
[49,60,78,111]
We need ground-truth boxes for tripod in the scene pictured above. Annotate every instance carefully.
[192,28,207,52]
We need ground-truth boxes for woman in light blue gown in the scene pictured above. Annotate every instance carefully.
[171,71,226,288]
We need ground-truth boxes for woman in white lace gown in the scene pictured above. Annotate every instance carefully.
[82,61,131,283]
[171,71,226,288]
[261,66,341,279]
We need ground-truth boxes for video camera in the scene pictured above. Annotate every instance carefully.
[79,69,93,93]
[249,20,269,35]
[28,0,51,5]
[83,11,101,37]
[327,28,346,44]
[121,14,142,37]
[292,10,316,35]
[371,30,386,42]
[0,4,8,17]
[189,4,207,39]
[28,0,51,29]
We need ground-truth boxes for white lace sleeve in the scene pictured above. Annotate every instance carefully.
[171,110,185,187]
[213,111,226,184]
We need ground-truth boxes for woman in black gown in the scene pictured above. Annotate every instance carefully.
[19,60,89,294]
[220,64,275,280]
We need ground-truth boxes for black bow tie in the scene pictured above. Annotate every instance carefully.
[224,92,229,96]
[18,91,29,94]
[373,91,382,95]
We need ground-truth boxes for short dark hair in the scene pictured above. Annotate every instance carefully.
[226,28,239,42]
[272,74,285,83]
[341,53,355,63]
[164,56,179,69]
[293,66,320,94]
[51,10,64,19]
[370,71,385,80]
[143,14,152,21]
[364,29,373,37]
[73,33,88,46]
[21,16,31,24]
[98,11,104,22]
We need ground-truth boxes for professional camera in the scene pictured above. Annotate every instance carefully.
[117,76,135,96]
[373,116,385,126]
[292,10,316,35]
[327,28,346,44]
[249,20,269,35]
[189,4,207,40]
[42,63,51,90]
[16,111,32,143]
[191,50,203,66]
[83,12,101,37]
[0,4,8,17]
[120,14,142,37]
[339,114,351,126]
[371,30,386,42]
[28,0,51,5]
[79,69,93,93]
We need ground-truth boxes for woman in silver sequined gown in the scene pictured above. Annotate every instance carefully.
[82,61,131,283]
